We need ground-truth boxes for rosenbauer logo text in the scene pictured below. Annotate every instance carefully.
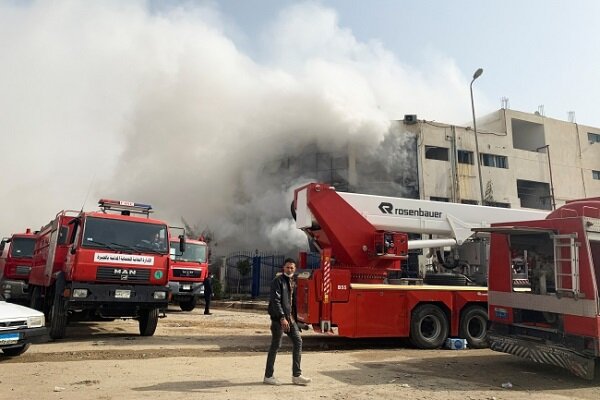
[378,202,442,218]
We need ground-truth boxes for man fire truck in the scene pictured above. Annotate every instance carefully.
[28,199,184,339]
[292,183,547,349]
[0,229,37,304]
[168,236,209,311]
[480,198,600,379]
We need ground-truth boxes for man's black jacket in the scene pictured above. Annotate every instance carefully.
[268,273,297,322]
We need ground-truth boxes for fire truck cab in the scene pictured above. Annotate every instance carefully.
[484,198,600,379]
[0,229,37,304]
[293,183,547,349]
[28,199,182,339]
[168,236,209,311]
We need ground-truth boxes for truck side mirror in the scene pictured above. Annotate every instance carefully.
[70,245,77,255]
[179,235,186,253]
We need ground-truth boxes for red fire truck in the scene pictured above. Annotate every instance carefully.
[28,199,183,339]
[0,229,37,304]
[482,198,600,379]
[293,183,547,349]
[168,236,209,311]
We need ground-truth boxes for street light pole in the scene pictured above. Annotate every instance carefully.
[470,68,484,204]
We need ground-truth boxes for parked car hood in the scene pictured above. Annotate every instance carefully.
[0,300,44,320]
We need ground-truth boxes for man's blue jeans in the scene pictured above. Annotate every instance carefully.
[265,319,302,378]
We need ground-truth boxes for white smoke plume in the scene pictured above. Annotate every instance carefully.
[0,1,485,256]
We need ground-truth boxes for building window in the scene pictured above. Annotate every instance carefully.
[593,170,600,180]
[430,196,449,202]
[588,133,600,143]
[485,201,511,208]
[425,146,449,161]
[511,118,546,152]
[457,150,474,165]
[481,153,508,169]
[460,199,478,205]
[517,179,552,210]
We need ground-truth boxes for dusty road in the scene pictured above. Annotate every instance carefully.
[1,305,599,400]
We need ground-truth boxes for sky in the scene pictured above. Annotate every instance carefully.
[1,0,598,255]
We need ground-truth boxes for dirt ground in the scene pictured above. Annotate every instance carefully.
[1,305,600,400]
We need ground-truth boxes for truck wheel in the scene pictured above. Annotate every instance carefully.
[459,305,489,349]
[409,304,448,349]
[139,308,159,336]
[29,286,42,311]
[1,343,30,357]
[179,297,197,312]
[48,295,67,340]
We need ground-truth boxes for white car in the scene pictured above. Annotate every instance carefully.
[0,294,46,356]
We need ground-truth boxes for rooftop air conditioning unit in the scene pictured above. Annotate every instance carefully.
[404,114,417,124]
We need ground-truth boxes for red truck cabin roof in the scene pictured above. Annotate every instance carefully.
[169,238,208,264]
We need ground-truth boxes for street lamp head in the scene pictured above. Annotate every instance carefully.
[473,68,483,80]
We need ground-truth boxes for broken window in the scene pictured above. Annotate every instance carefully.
[425,146,449,161]
[511,118,546,152]
[517,179,552,210]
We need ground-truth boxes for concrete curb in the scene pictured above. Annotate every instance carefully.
[212,300,268,311]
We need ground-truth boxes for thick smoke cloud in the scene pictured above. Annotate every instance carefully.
[0,1,484,257]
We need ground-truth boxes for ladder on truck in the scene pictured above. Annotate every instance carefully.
[552,233,580,298]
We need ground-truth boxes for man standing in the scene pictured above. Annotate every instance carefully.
[203,274,213,315]
[264,258,311,386]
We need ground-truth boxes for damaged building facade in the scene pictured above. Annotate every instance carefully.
[277,108,600,211]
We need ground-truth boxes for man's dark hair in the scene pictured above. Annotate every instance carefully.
[283,257,296,265]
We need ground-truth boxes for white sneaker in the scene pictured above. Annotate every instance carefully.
[263,376,281,385]
[292,375,312,385]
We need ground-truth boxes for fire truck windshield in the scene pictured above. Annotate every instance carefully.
[170,242,207,263]
[10,238,36,258]
[82,216,168,254]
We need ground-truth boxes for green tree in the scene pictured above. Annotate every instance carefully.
[236,259,251,294]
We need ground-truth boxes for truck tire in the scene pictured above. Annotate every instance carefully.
[424,273,467,286]
[139,308,159,336]
[1,343,30,357]
[179,297,197,312]
[29,286,42,311]
[409,304,449,349]
[48,294,67,340]
[459,305,489,349]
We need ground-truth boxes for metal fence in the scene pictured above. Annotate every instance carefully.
[222,251,286,297]
[217,251,324,298]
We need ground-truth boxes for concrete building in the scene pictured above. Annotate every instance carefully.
[271,107,600,211]
[397,108,600,210]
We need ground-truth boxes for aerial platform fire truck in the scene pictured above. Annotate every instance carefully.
[28,199,184,339]
[0,229,37,304]
[293,183,547,349]
[167,236,209,311]
[481,198,600,379]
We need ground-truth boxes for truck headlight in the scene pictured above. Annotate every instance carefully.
[153,291,166,300]
[27,315,45,328]
[72,289,89,298]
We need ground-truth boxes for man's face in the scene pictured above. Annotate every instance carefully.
[283,262,296,276]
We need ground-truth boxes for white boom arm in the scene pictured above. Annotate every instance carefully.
[296,189,549,250]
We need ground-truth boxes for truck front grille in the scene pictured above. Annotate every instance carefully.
[15,266,31,275]
[96,267,150,283]
[172,269,201,278]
